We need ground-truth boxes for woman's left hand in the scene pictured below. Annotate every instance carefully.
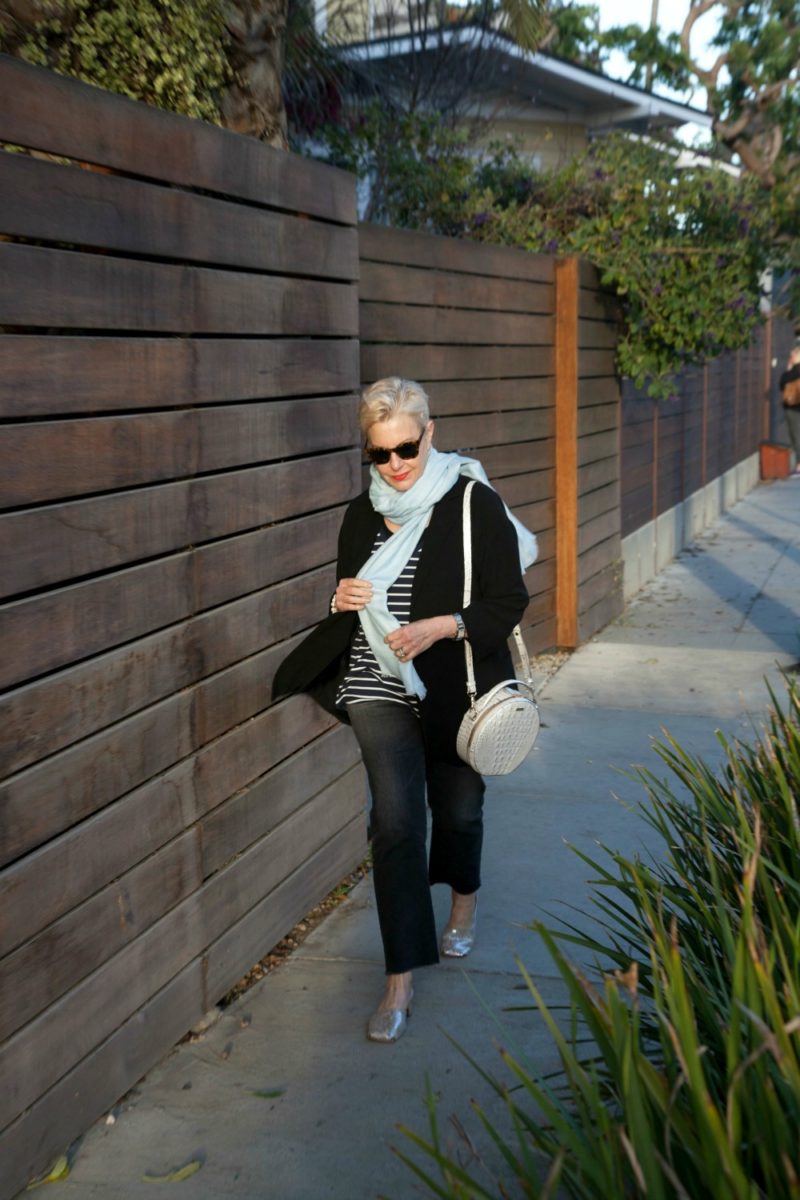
[385,616,457,663]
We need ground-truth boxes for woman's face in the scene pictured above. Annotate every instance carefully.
[366,414,434,492]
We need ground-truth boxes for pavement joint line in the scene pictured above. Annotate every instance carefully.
[732,545,785,634]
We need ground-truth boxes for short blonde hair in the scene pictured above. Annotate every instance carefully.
[359,377,430,439]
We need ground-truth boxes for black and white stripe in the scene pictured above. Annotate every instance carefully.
[336,528,424,712]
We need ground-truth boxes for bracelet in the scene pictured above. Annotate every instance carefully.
[452,612,466,641]
[330,593,338,615]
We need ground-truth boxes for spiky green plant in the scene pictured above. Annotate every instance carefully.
[397,678,800,1199]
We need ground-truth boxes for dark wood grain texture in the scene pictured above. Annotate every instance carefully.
[0,450,361,599]
[359,260,553,312]
[1,243,359,335]
[0,54,368,1192]
[1,395,358,507]
[0,56,356,223]
[359,223,553,281]
[0,336,359,418]
[0,151,357,280]
[0,765,364,1130]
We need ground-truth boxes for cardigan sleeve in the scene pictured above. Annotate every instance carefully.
[461,483,529,658]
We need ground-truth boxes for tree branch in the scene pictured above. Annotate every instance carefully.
[680,0,730,88]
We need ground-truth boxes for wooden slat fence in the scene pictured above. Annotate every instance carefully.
[621,325,769,538]
[0,56,366,1197]
[358,224,558,652]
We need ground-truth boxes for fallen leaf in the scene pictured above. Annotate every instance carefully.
[142,1159,203,1183]
[26,1155,70,1188]
[253,1088,285,1099]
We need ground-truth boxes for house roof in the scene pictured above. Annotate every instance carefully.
[341,26,712,135]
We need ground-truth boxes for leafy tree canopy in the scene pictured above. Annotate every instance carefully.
[319,101,781,397]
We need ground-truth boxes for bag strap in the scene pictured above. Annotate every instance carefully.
[461,481,533,706]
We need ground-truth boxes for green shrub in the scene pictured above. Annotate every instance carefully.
[1,0,230,123]
[399,679,800,1199]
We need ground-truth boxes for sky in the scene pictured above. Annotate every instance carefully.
[594,0,721,140]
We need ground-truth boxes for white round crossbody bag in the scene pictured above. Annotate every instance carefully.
[455,481,541,776]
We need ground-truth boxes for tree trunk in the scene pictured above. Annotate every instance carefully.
[221,0,289,149]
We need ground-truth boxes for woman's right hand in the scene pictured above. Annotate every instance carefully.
[334,577,373,611]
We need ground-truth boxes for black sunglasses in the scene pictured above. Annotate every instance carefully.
[364,433,424,466]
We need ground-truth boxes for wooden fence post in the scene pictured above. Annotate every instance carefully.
[554,256,578,647]
[762,312,773,443]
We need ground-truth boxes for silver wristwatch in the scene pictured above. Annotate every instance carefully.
[452,612,466,641]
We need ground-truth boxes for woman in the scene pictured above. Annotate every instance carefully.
[273,378,537,1042]
[779,344,800,473]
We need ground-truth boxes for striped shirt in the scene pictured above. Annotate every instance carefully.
[336,528,424,712]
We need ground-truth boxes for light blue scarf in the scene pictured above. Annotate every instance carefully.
[356,448,538,698]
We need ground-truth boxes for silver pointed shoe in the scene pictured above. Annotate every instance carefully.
[367,990,414,1043]
[441,897,478,958]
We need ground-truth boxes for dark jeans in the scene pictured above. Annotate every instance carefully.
[347,700,485,974]
[784,405,800,461]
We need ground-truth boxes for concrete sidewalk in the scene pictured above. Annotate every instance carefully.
[53,479,799,1200]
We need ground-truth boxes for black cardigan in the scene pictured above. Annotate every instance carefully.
[272,476,529,761]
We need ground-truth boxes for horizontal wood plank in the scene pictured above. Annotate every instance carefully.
[0,243,359,335]
[204,815,366,1006]
[578,376,621,408]
[478,438,555,478]
[515,498,555,535]
[0,679,332,868]
[361,343,554,381]
[578,259,599,288]
[579,481,620,524]
[579,533,622,585]
[360,303,553,347]
[426,377,553,415]
[0,336,359,418]
[0,151,357,280]
[579,559,623,614]
[497,469,555,508]
[0,695,333,956]
[201,726,361,878]
[1,396,358,508]
[578,587,624,641]
[579,507,621,555]
[524,558,556,599]
[436,409,553,452]
[578,401,619,437]
[0,450,360,599]
[0,753,362,1128]
[523,614,556,653]
[0,56,356,223]
[359,260,553,313]
[359,223,553,282]
[0,832,201,1043]
[522,588,554,623]
[579,288,621,323]
[578,349,617,377]
[0,546,332,693]
[578,429,618,468]
[578,318,618,349]
[578,455,618,495]
[621,486,654,536]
